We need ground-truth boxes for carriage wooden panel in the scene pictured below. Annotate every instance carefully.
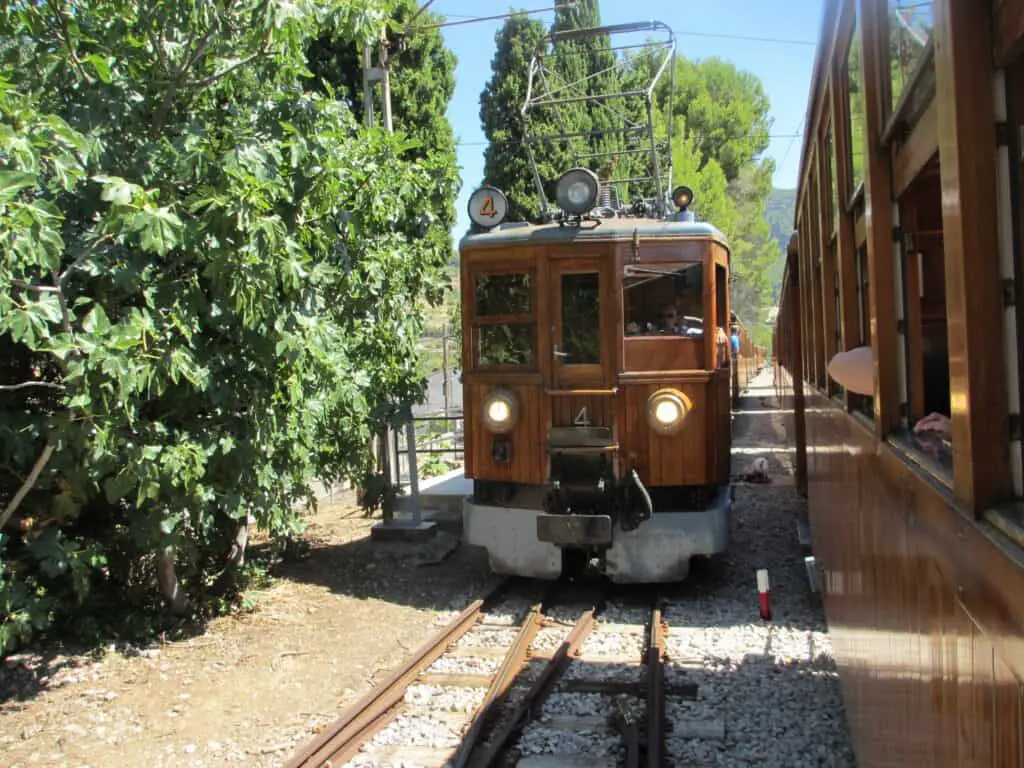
[622,338,703,371]
[994,0,1024,66]
[549,393,615,429]
[619,375,726,487]
[463,379,547,484]
[783,389,1024,767]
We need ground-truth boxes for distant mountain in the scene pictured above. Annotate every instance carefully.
[764,187,796,302]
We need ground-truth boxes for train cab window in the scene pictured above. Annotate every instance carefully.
[892,157,952,478]
[623,263,703,337]
[472,272,535,368]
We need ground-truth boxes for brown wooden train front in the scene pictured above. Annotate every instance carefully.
[460,237,732,490]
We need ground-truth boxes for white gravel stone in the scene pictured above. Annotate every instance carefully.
[531,626,570,652]
[517,722,623,758]
[456,627,520,649]
[597,602,650,625]
[658,372,855,767]
[426,654,502,675]
[580,629,644,658]
[539,692,644,720]
[404,684,487,712]
[368,713,465,748]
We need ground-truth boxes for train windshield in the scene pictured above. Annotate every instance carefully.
[623,263,704,337]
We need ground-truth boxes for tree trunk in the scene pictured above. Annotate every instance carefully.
[225,517,249,568]
[156,546,189,615]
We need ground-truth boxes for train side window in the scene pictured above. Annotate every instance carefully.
[848,244,875,416]
[845,11,865,199]
[886,1,933,114]
[892,156,952,479]
[715,264,728,368]
[623,262,703,337]
[472,272,535,368]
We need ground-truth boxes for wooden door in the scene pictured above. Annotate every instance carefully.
[550,257,612,390]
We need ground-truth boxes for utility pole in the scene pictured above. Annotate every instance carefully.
[442,319,450,419]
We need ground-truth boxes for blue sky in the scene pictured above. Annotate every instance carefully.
[435,0,824,238]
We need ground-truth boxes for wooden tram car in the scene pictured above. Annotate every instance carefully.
[774,0,1024,764]
[458,171,736,583]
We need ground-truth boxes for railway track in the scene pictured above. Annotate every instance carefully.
[285,578,681,768]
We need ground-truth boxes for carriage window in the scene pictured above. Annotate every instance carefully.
[849,244,875,417]
[623,263,703,336]
[472,271,535,368]
[560,272,601,364]
[845,13,866,198]
[887,1,933,112]
[892,156,951,480]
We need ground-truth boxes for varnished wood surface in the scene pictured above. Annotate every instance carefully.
[994,0,1024,65]
[934,0,1011,511]
[623,337,703,371]
[776,1,1024,765]
[775,379,1024,767]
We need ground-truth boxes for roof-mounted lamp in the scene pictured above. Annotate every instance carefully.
[671,185,696,222]
[555,168,600,216]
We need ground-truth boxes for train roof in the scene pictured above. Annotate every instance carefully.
[459,217,730,252]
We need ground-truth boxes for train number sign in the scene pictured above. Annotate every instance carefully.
[468,186,509,229]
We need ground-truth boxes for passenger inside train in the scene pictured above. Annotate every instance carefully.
[827,345,952,441]
[624,263,704,336]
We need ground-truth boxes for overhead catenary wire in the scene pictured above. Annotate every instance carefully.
[455,133,803,148]
[433,10,816,47]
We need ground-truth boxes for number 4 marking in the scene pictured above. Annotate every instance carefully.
[574,406,591,427]
[479,195,497,217]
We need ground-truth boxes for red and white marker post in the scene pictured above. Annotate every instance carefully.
[756,568,772,621]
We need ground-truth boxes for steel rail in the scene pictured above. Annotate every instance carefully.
[449,587,556,768]
[283,578,514,768]
[645,597,667,768]
[464,590,607,768]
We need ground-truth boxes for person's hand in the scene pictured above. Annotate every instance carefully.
[913,412,951,436]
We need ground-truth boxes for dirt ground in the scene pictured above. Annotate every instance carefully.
[0,499,501,768]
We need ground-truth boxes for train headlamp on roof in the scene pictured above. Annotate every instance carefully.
[555,167,600,216]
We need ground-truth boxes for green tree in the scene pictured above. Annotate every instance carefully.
[479,12,550,220]
[662,57,772,182]
[0,0,457,651]
[306,0,459,250]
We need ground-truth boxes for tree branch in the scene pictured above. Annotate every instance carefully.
[49,2,89,83]
[59,233,113,284]
[0,381,64,391]
[193,44,271,89]
[0,443,56,531]
[10,280,60,293]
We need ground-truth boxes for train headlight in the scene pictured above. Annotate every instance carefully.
[645,388,692,436]
[482,388,519,434]
[555,168,600,215]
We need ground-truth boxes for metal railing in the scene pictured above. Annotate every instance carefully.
[379,411,464,528]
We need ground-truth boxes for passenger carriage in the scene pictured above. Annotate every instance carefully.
[773,0,1024,764]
